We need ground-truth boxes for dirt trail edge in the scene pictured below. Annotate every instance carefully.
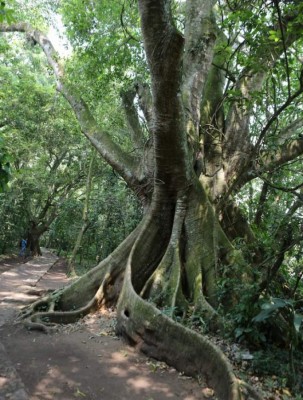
[0,252,210,400]
[0,249,59,400]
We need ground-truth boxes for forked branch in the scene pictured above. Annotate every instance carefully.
[0,23,143,192]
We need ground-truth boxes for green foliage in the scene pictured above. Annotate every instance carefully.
[184,307,209,334]
[61,0,144,80]
[0,14,142,265]
[46,164,142,270]
[0,1,15,24]
[249,346,303,388]
[60,0,148,151]
[0,137,11,192]
[9,0,60,31]
[0,35,89,252]
[46,198,83,254]
[253,298,303,339]
[217,0,303,152]
[219,280,265,344]
[252,297,303,387]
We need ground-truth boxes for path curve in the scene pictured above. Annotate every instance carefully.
[0,252,211,400]
[0,249,59,400]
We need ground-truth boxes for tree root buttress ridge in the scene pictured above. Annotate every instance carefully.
[18,220,263,399]
[116,221,263,400]
[18,225,140,332]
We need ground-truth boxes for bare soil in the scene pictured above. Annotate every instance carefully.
[0,256,210,400]
[0,254,33,274]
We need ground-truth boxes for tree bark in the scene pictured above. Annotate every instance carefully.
[27,221,45,256]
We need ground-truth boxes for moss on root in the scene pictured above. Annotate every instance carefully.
[116,263,262,400]
[115,204,263,400]
[19,197,263,399]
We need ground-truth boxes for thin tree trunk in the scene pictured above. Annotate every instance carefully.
[68,150,95,275]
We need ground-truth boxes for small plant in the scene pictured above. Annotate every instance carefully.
[252,297,303,388]
[160,306,181,321]
[218,279,265,344]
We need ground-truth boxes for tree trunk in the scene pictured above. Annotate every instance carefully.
[27,221,44,256]
[21,173,258,400]
[67,150,95,275]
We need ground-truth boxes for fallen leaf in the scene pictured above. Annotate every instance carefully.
[202,387,215,398]
[98,331,108,336]
[281,388,292,396]
[74,388,86,397]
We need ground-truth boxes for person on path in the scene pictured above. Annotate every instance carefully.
[19,238,27,258]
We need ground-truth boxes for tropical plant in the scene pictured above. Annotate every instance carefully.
[253,297,303,387]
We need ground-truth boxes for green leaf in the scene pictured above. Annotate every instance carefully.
[252,298,292,323]
[294,314,303,333]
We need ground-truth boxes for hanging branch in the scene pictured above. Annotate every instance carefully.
[0,23,143,194]
[256,174,303,200]
[255,69,303,151]
[120,1,140,43]
[273,0,291,97]
[254,182,269,226]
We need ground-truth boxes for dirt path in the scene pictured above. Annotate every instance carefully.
[0,252,210,400]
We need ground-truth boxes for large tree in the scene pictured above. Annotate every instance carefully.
[1,0,303,398]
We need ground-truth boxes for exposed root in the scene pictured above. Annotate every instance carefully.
[117,280,253,400]
[23,318,57,334]
[17,198,263,398]
[18,287,64,321]
[140,197,188,311]
[19,281,104,332]
[238,380,263,400]
[16,225,141,332]
[116,199,263,400]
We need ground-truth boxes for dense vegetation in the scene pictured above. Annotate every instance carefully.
[0,24,141,262]
[0,1,303,398]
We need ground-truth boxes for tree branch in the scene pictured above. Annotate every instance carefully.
[277,117,303,144]
[223,5,303,185]
[259,138,303,172]
[273,0,291,97]
[254,80,303,151]
[221,83,303,199]
[255,174,303,200]
[254,182,269,227]
[182,0,217,149]
[120,87,145,147]
[0,22,143,192]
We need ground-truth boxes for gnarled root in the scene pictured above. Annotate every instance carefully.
[21,298,96,333]
[17,225,141,332]
[19,287,98,333]
[116,203,263,400]
[117,276,252,400]
[18,268,119,333]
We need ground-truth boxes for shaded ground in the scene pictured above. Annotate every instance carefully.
[0,254,33,274]
[0,254,211,400]
[1,253,299,400]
